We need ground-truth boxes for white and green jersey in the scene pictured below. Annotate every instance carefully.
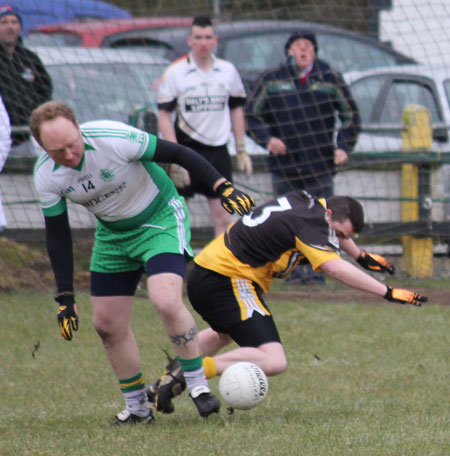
[158,53,246,146]
[34,120,178,231]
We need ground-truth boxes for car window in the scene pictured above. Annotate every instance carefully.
[317,35,399,73]
[349,76,387,123]
[48,62,164,123]
[24,32,83,47]
[380,80,441,124]
[443,79,450,110]
[220,30,401,79]
[109,39,177,60]
[221,32,291,78]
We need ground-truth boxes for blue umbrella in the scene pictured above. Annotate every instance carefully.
[4,0,131,35]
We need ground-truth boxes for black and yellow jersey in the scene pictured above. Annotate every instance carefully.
[194,190,341,292]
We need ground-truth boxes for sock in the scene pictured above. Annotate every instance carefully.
[202,356,217,379]
[177,355,209,393]
[119,372,150,417]
[184,366,209,392]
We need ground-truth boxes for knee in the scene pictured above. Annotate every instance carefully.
[92,313,121,343]
[264,356,288,376]
[260,344,288,376]
[153,297,183,321]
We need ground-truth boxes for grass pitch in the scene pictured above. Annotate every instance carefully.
[0,289,448,456]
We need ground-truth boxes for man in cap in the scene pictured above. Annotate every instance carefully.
[0,5,52,154]
[246,30,361,284]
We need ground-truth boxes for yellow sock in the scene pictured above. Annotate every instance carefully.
[202,356,217,379]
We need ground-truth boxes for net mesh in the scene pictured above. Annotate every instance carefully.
[1,0,449,277]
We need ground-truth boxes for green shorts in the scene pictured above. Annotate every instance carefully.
[90,196,193,273]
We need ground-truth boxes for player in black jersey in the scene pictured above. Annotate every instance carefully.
[150,191,427,402]
[184,191,427,381]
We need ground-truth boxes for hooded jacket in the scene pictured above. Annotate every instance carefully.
[0,42,52,145]
[247,56,361,177]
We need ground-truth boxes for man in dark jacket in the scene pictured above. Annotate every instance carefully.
[247,30,361,199]
[0,5,52,152]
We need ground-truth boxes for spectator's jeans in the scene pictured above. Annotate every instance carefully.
[271,171,334,199]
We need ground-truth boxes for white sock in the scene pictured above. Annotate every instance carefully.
[184,366,209,393]
[123,388,150,417]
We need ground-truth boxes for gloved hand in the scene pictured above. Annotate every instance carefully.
[217,181,255,216]
[384,286,427,307]
[169,164,191,188]
[236,144,253,177]
[55,293,79,340]
[357,250,395,275]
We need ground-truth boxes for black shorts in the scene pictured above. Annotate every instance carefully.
[90,253,187,296]
[177,144,232,199]
[187,264,281,347]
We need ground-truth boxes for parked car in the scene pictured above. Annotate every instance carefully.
[29,46,169,135]
[103,20,416,85]
[25,17,193,49]
[343,64,450,153]
[344,64,450,219]
[9,0,130,35]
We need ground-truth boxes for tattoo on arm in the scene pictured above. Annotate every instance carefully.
[169,326,198,347]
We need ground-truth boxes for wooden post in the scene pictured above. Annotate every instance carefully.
[401,104,433,277]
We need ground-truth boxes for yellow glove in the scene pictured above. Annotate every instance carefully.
[236,144,253,177]
[55,293,79,341]
[169,164,191,189]
[217,181,255,216]
[384,286,427,307]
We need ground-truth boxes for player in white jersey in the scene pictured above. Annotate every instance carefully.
[158,16,253,236]
[0,94,11,230]
[30,101,255,425]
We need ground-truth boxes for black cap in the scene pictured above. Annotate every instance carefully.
[285,30,318,55]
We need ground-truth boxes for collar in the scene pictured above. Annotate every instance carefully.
[299,64,313,78]
[187,52,218,72]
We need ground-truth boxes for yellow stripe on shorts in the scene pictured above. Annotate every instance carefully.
[231,277,270,321]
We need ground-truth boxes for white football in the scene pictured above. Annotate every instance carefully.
[218,362,268,410]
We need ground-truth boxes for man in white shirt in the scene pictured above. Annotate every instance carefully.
[158,16,252,236]
[0,94,11,230]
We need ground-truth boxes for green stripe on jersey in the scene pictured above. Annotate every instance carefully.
[41,198,67,217]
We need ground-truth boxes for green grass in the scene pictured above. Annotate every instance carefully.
[0,291,448,456]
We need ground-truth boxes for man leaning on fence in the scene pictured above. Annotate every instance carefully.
[0,5,52,155]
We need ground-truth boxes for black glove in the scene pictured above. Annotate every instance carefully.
[217,181,255,216]
[384,286,427,307]
[357,250,395,275]
[55,293,79,340]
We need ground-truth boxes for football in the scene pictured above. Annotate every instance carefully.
[218,362,269,410]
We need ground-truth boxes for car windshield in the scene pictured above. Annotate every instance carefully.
[443,79,450,110]
[317,34,399,73]
[25,32,83,47]
[48,62,164,123]
[221,31,400,78]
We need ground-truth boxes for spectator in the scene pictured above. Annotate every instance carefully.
[30,101,254,425]
[0,5,52,155]
[246,30,361,284]
[0,93,11,231]
[247,30,360,198]
[158,15,252,237]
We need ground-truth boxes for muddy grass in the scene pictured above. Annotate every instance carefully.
[0,237,448,305]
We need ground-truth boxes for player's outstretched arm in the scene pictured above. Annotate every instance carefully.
[339,238,395,274]
[320,258,426,306]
